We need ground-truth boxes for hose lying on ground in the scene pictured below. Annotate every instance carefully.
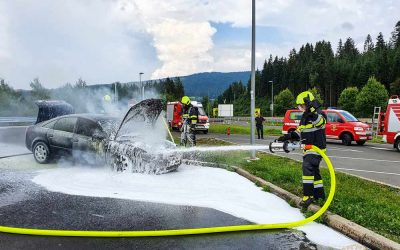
[0,145,335,237]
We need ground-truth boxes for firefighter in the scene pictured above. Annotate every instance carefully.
[277,91,327,208]
[181,96,199,146]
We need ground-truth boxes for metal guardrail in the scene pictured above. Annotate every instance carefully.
[210,117,284,124]
[0,117,36,127]
[210,116,373,124]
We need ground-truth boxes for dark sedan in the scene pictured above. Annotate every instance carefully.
[25,114,118,164]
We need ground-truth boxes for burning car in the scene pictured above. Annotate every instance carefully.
[106,99,181,174]
[25,99,181,174]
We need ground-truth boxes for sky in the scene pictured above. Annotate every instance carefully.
[0,0,399,89]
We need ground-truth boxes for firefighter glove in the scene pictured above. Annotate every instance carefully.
[277,134,291,142]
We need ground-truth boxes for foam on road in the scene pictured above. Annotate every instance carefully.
[33,164,361,249]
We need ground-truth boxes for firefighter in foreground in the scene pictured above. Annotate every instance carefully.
[277,91,327,208]
[180,96,199,146]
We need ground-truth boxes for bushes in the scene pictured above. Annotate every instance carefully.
[274,88,295,116]
[355,77,388,117]
[338,87,359,114]
[338,77,388,117]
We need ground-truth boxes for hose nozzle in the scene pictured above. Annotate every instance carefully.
[269,141,301,153]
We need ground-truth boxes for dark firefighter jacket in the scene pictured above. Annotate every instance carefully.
[182,104,199,125]
[288,109,327,155]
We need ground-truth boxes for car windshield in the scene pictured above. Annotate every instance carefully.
[339,111,358,122]
[198,107,206,116]
[98,118,119,136]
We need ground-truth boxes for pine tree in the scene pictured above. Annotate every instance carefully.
[390,20,400,48]
[363,34,374,53]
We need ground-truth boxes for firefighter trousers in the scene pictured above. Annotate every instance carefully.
[302,154,325,199]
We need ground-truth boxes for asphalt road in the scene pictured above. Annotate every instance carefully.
[196,133,400,188]
[0,126,316,250]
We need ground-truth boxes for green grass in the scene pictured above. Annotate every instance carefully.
[369,135,386,144]
[209,124,282,136]
[200,143,400,243]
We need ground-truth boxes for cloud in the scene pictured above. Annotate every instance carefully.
[1,0,400,89]
[149,19,216,79]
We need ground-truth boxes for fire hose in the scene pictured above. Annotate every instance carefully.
[0,144,335,237]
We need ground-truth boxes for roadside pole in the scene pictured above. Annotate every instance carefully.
[250,0,256,159]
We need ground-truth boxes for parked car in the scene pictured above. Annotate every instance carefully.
[25,114,118,164]
[283,109,372,146]
[25,99,182,174]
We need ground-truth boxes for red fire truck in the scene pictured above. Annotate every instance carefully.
[283,109,372,146]
[166,101,210,134]
[377,96,400,151]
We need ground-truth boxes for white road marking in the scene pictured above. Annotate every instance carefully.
[328,148,363,153]
[335,168,400,176]
[369,147,393,151]
[328,155,400,163]
[280,152,400,164]
[91,214,105,218]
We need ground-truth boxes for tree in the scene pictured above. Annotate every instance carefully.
[390,78,400,95]
[390,20,400,48]
[338,87,359,113]
[355,77,388,117]
[174,78,185,100]
[307,87,324,106]
[363,34,374,53]
[30,78,50,100]
[202,96,210,115]
[274,88,295,116]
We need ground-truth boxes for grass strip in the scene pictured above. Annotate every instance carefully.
[209,124,281,136]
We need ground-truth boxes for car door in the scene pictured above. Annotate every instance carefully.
[326,112,342,139]
[49,117,77,156]
[73,118,105,162]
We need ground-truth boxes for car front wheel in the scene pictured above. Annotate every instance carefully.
[396,139,400,152]
[33,142,51,164]
[341,133,352,146]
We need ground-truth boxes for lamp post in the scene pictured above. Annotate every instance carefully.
[268,80,274,117]
[139,72,144,100]
[114,82,118,103]
[250,0,256,159]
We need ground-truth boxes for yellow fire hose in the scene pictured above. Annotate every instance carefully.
[162,117,175,144]
[0,145,335,237]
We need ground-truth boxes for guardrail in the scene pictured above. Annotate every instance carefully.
[210,116,373,124]
[0,117,36,127]
[210,117,284,124]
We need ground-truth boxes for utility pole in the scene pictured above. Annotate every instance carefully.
[250,0,256,159]
[139,72,144,100]
[114,82,118,103]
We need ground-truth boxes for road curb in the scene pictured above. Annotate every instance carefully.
[183,159,400,250]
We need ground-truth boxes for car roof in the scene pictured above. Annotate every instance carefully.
[54,113,118,122]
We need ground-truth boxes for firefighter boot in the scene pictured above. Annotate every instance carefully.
[299,196,314,208]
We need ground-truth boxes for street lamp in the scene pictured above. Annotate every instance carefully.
[139,72,144,100]
[250,0,256,159]
[268,80,274,117]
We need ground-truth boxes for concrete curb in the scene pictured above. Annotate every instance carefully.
[183,159,400,250]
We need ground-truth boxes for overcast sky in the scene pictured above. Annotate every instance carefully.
[0,0,399,89]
